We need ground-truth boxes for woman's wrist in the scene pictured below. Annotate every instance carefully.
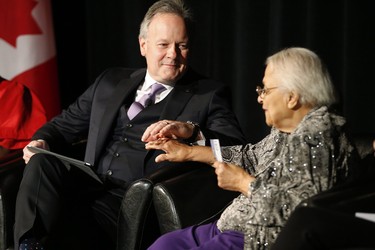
[188,146,215,165]
[246,176,256,199]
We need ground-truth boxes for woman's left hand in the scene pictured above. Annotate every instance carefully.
[213,161,255,195]
[145,138,193,162]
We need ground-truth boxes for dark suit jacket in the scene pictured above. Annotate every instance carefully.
[33,67,246,170]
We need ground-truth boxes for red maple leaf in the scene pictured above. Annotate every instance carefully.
[0,0,42,47]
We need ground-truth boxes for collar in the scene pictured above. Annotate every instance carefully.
[144,71,174,92]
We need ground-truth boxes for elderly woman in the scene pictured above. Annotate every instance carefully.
[145,47,358,250]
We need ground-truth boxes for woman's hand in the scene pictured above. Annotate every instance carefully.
[146,138,215,164]
[213,161,255,195]
[145,138,193,162]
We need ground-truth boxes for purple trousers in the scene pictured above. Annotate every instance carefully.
[148,221,244,250]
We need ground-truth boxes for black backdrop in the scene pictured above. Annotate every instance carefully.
[51,0,375,143]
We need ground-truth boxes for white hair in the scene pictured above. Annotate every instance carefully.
[266,47,337,107]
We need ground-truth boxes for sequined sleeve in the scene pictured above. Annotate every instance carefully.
[220,133,274,176]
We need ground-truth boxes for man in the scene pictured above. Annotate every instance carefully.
[14,0,245,249]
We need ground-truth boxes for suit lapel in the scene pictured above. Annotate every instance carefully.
[93,68,198,164]
[145,75,197,163]
[95,72,145,161]
[159,83,194,120]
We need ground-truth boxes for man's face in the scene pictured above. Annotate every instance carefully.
[139,13,189,85]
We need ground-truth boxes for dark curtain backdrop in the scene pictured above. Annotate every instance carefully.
[51,0,375,143]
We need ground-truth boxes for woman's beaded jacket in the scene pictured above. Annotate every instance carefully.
[217,106,357,249]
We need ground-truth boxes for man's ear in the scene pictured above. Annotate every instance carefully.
[287,91,300,109]
[139,37,147,56]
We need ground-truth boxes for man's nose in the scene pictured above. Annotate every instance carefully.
[167,44,178,58]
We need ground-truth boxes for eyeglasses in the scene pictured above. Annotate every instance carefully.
[256,86,278,98]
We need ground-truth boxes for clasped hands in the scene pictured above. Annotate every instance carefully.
[144,120,254,195]
[141,120,197,143]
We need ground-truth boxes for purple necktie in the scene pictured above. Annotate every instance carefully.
[127,83,166,120]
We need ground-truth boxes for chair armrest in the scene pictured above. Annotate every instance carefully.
[300,155,375,214]
[153,166,239,234]
[117,163,209,250]
[117,178,154,250]
[301,185,375,214]
[274,155,375,250]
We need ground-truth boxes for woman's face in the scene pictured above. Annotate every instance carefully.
[258,64,295,131]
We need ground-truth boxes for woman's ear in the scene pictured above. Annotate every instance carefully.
[287,91,300,109]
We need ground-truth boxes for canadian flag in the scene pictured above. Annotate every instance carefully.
[0,0,60,120]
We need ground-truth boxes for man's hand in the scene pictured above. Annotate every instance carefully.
[23,140,49,164]
[142,120,197,142]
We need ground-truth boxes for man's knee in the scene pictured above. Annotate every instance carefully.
[24,153,66,179]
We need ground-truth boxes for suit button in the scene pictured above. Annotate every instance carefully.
[106,170,113,176]
[114,152,120,157]
[122,138,128,142]
[126,123,133,128]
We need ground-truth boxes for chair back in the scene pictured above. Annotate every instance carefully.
[0,150,25,250]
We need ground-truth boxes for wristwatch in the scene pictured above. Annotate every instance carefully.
[185,121,200,143]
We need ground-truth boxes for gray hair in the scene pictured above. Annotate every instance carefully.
[139,0,193,39]
[266,47,337,107]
